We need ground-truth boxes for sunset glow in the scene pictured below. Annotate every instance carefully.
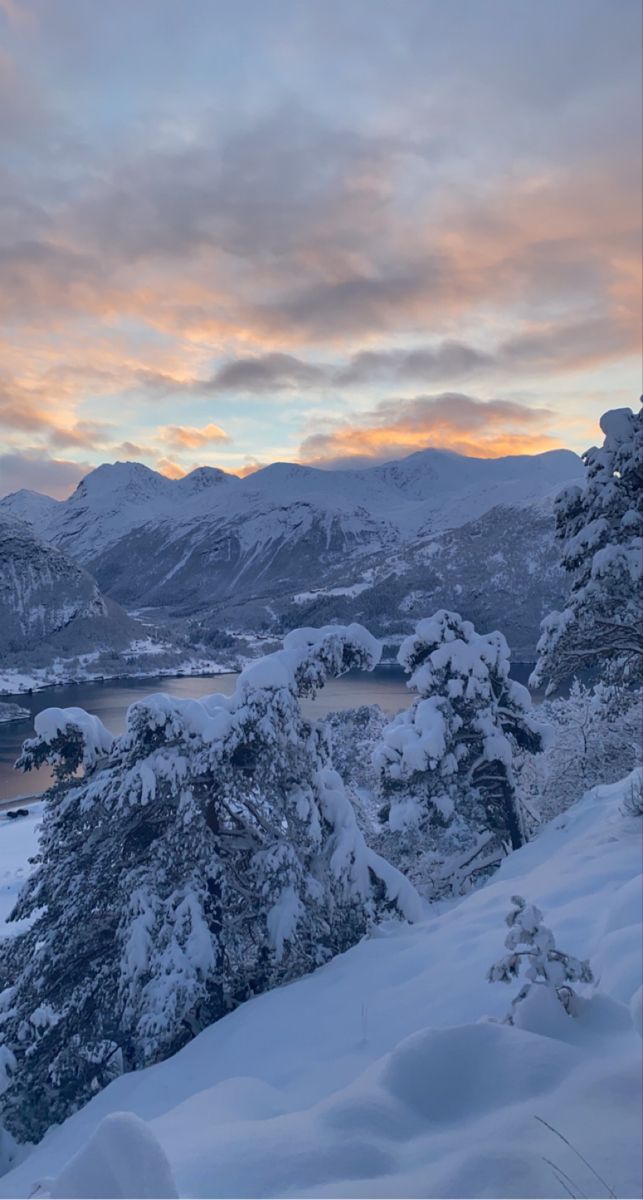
[0,0,641,496]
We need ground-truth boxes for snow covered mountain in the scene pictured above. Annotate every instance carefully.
[34,449,582,565]
[37,462,238,566]
[268,501,570,661]
[0,489,61,536]
[0,512,150,670]
[0,448,583,657]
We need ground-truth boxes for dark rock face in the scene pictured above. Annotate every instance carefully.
[0,513,142,661]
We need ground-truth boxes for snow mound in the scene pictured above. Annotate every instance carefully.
[1,772,641,1199]
[42,1113,177,1198]
[378,1020,578,1123]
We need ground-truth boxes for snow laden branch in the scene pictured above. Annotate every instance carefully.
[532,403,643,691]
[1,624,422,1144]
[374,611,545,895]
[16,707,114,781]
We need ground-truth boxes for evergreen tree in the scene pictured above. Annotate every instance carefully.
[374,611,544,892]
[488,894,594,1021]
[532,404,643,691]
[0,624,422,1144]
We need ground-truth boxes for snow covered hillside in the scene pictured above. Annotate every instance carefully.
[0,491,60,536]
[0,447,583,659]
[1,773,640,1199]
[272,501,568,662]
[0,513,137,656]
[0,513,182,690]
[0,804,41,935]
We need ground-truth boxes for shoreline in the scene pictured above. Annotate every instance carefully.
[0,661,236,700]
[0,657,419,701]
[1,794,41,812]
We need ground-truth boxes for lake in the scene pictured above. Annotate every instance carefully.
[0,662,536,804]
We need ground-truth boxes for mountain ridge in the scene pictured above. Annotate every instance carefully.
[0,446,584,660]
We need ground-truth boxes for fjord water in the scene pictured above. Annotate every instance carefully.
[0,663,537,803]
[0,667,412,803]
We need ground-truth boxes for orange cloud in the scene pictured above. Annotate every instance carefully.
[159,422,230,450]
[156,457,187,479]
[233,460,267,477]
[299,392,564,467]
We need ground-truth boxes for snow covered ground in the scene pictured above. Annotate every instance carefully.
[0,804,41,935]
[0,773,640,1198]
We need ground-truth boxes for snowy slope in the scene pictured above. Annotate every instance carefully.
[0,804,41,935]
[0,491,60,536]
[0,513,121,652]
[2,772,640,1199]
[37,462,194,561]
[273,501,568,661]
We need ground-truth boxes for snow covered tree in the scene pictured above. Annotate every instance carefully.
[0,624,423,1144]
[488,894,593,1022]
[515,680,642,826]
[324,705,388,792]
[532,404,643,691]
[374,612,544,892]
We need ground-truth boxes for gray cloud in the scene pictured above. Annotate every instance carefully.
[368,393,552,433]
[334,342,495,386]
[1,79,637,344]
[47,420,114,450]
[205,316,640,395]
[0,450,90,499]
[210,352,326,392]
[0,79,638,352]
[500,316,640,371]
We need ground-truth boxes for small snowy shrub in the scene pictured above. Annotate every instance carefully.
[532,403,643,692]
[374,611,544,894]
[0,624,423,1144]
[488,895,593,1022]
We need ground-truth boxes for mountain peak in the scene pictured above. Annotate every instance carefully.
[175,466,237,494]
[0,488,61,534]
[74,461,171,502]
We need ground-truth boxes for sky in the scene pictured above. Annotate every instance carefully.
[0,0,641,498]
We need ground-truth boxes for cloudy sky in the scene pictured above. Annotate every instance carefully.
[0,0,641,497]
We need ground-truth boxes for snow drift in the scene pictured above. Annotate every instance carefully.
[1,771,640,1198]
